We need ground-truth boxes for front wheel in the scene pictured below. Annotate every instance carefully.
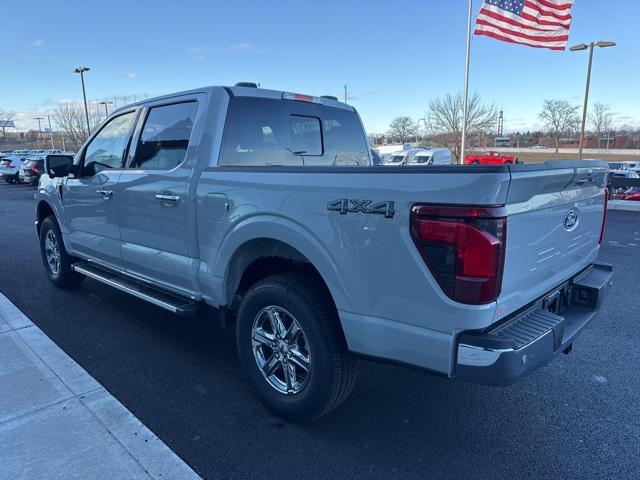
[236,273,356,421]
[39,216,85,289]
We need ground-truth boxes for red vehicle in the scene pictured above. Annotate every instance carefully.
[464,150,518,165]
[618,187,640,201]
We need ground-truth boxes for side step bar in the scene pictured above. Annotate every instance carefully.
[71,262,202,317]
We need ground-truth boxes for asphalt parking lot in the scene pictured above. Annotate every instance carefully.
[1,181,639,480]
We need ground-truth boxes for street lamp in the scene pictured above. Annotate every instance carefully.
[98,100,114,118]
[570,41,616,159]
[33,117,44,148]
[74,66,91,136]
[416,118,428,144]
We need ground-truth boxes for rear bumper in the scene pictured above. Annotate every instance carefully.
[455,262,613,385]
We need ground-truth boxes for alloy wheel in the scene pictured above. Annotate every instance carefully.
[251,306,312,395]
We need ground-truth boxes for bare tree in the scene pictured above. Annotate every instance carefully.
[425,92,499,162]
[51,104,101,150]
[589,102,613,143]
[0,108,16,138]
[538,99,580,153]
[388,116,417,144]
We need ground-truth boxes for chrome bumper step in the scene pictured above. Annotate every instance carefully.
[71,262,202,317]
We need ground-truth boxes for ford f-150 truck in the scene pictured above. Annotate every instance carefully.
[35,84,613,420]
[464,150,518,165]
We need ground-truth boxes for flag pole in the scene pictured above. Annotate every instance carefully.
[460,0,473,164]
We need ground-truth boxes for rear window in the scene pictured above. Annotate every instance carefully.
[219,97,370,167]
[129,102,198,170]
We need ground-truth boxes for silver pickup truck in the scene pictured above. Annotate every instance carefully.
[36,84,613,420]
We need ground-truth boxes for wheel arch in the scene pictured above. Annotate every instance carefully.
[215,216,351,314]
[35,200,56,237]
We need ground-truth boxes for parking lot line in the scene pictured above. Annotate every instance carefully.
[0,292,201,480]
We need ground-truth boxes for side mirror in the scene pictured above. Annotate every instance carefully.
[45,154,74,178]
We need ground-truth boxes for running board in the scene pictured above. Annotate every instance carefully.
[71,262,202,317]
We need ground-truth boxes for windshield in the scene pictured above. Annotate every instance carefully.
[411,155,432,164]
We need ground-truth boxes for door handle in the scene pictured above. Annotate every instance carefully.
[155,193,181,203]
[96,189,113,199]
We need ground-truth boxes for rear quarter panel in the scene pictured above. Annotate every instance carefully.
[195,167,512,374]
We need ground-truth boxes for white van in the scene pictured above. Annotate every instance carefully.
[383,151,408,165]
[405,148,452,166]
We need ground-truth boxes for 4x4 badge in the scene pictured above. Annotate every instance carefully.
[327,199,395,218]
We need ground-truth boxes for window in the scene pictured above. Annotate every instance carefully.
[128,102,197,170]
[412,155,432,165]
[219,97,370,167]
[83,111,136,176]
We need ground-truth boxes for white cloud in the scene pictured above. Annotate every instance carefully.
[124,72,138,79]
[32,39,44,46]
[188,46,207,61]
[226,42,253,53]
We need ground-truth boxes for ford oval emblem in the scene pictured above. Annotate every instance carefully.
[563,209,579,230]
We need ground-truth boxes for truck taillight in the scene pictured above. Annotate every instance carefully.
[599,189,608,244]
[410,205,507,305]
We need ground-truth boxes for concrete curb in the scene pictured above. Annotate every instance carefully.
[0,292,201,480]
[608,200,640,211]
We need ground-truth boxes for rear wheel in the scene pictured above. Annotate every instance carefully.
[471,160,480,165]
[39,216,85,289]
[236,272,356,421]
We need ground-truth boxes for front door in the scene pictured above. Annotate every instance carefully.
[63,110,138,269]
[116,99,201,295]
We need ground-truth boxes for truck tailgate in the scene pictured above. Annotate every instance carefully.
[497,161,608,319]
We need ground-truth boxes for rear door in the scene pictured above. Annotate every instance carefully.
[116,95,203,295]
[63,109,139,269]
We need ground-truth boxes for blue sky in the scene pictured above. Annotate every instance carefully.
[2,0,639,133]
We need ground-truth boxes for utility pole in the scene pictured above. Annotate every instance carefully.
[344,84,347,103]
[74,66,91,136]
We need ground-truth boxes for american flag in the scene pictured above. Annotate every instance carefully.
[474,0,574,51]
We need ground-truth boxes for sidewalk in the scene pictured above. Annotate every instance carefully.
[0,292,200,480]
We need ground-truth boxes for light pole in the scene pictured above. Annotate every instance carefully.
[74,66,91,136]
[98,100,114,118]
[569,41,616,160]
[34,117,44,148]
[47,115,55,149]
[416,118,428,144]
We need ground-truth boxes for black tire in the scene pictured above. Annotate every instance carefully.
[472,160,480,165]
[236,272,356,421]
[39,216,85,289]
